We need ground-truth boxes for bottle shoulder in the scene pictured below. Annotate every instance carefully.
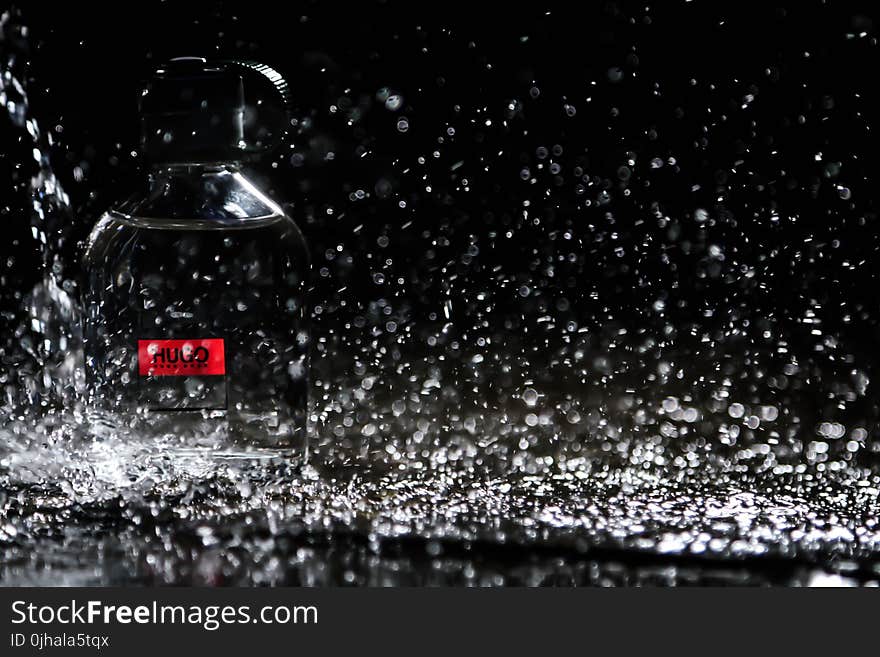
[82,165,310,274]
[82,210,309,269]
[91,209,295,231]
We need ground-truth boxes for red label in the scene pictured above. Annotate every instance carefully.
[137,339,226,377]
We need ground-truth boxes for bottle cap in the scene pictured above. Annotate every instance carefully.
[140,57,290,163]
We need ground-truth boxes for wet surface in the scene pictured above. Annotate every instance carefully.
[2,419,880,585]
[4,3,880,585]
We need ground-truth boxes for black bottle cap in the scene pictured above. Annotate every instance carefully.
[140,57,245,163]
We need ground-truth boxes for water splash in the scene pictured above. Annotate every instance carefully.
[2,5,880,586]
[0,8,82,413]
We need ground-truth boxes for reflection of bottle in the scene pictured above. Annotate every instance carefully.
[82,58,309,456]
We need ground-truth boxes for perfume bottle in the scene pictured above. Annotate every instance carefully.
[82,58,309,456]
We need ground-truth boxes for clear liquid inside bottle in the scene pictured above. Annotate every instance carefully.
[82,164,309,458]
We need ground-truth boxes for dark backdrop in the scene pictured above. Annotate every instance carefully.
[3,1,880,464]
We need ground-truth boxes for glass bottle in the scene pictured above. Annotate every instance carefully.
[82,58,309,458]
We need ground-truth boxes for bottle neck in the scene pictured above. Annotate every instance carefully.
[143,161,241,198]
[116,161,281,221]
[148,161,241,178]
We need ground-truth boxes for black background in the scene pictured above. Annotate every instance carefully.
[3,0,880,453]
